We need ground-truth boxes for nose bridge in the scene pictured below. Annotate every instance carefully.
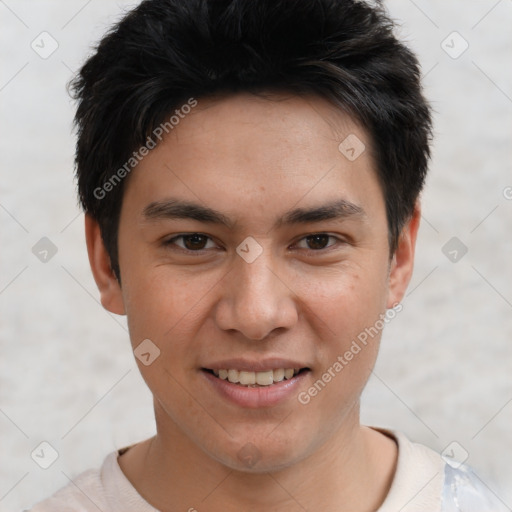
[215,238,297,340]
[238,251,278,303]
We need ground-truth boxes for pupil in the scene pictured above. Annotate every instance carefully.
[307,234,329,250]
[185,234,206,250]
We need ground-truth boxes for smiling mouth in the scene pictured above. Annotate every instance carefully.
[203,368,310,387]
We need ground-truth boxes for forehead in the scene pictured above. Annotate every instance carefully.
[167,92,370,166]
[122,93,382,223]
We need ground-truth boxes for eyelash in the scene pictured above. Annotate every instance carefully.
[163,233,345,255]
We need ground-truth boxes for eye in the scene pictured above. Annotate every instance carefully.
[164,233,218,251]
[294,233,341,251]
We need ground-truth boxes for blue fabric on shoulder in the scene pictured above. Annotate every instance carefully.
[441,463,510,511]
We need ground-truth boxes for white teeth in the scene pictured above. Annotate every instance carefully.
[255,370,274,386]
[238,371,256,385]
[273,368,285,382]
[212,368,302,386]
[227,369,239,383]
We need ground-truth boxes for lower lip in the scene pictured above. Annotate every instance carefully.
[201,369,310,408]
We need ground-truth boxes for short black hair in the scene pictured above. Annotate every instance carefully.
[71,0,432,280]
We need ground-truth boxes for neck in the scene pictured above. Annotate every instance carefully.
[119,403,397,512]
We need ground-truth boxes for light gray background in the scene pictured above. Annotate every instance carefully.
[1,1,511,510]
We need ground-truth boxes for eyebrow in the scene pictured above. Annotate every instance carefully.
[142,197,365,230]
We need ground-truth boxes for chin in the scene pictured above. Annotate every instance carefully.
[206,434,310,474]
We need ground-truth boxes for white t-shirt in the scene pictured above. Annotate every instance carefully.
[27,430,507,511]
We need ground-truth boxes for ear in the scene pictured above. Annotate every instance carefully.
[386,202,421,308]
[84,214,125,315]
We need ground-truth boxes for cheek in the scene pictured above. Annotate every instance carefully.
[293,268,387,426]
[121,270,211,407]
[123,267,198,343]
[294,261,389,338]
[121,263,222,363]
[294,262,388,392]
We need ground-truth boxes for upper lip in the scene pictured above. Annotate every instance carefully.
[202,358,311,372]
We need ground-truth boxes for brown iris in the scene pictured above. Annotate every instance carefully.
[182,234,209,250]
[305,234,330,250]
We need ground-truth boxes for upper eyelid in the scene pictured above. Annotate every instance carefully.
[293,233,339,245]
[166,233,220,248]
[291,234,345,252]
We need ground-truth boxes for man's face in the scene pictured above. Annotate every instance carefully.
[95,93,414,471]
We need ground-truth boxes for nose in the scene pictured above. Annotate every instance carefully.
[214,245,298,341]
